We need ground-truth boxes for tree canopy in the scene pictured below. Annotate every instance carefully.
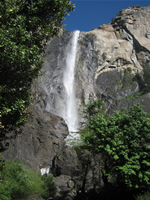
[0,0,74,131]
[80,101,150,190]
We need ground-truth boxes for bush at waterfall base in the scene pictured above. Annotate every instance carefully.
[0,159,57,200]
[0,0,74,132]
[80,101,150,191]
[42,174,57,199]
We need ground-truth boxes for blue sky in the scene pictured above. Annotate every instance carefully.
[63,0,150,32]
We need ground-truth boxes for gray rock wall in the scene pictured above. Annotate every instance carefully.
[2,108,68,171]
[33,6,150,120]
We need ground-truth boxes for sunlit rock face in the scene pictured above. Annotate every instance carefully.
[75,5,150,114]
[34,5,150,122]
[117,5,150,51]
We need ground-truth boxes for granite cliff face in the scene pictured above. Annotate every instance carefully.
[2,5,150,200]
[32,5,150,119]
[76,5,150,113]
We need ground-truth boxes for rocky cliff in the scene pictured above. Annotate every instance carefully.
[31,5,150,118]
[2,5,150,200]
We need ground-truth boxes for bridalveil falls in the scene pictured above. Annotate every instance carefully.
[34,6,150,146]
[36,30,81,145]
[63,31,80,143]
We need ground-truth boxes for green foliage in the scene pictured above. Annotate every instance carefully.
[0,159,57,200]
[0,183,11,200]
[42,174,57,199]
[132,62,150,95]
[143,62,150,91]
[0,160,42,199]
[82,96,105,120]
[122,67,133,89]
[0,0,74,131]
[80,102,150,190]
[136,192,150,200]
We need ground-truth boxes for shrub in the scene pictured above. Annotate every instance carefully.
[0,159,57,200]
[0,160,43,199]
[136,192,150,200]
[80,102,150,190]
[42,174,57,199]
[143,62,150,91]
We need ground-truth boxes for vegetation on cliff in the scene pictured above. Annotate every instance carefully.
[0,158,56,200]
[0,0,74,131]
[80,100,150,192]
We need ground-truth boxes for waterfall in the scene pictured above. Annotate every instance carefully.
[63,30,80,144]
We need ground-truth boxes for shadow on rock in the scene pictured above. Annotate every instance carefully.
[73,184,136,200]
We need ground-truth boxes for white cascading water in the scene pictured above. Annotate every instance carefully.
[63,30,80,145]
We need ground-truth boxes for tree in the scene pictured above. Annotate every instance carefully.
[0,0,74,131]
[42,174,57,199]
[0,158,57,200]
[143,62,150,92]
[80,102,150,190]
